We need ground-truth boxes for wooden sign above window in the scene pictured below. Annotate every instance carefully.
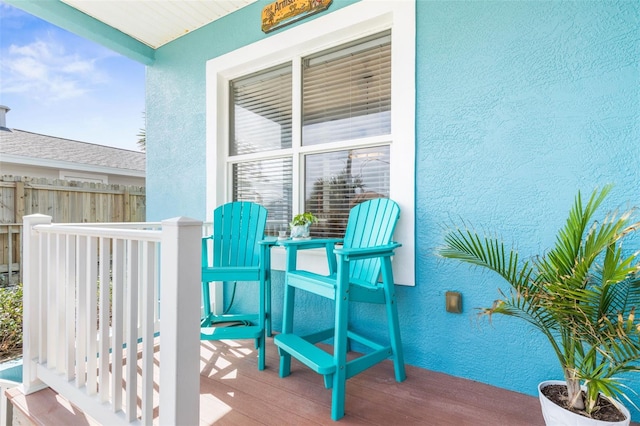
[261,0,332,33]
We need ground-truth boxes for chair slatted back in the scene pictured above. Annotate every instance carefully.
[343,198,400,285]
[212,202,267,268]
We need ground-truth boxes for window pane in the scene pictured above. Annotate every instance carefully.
[230,64,292,155]
[233,158,293,236]
[302,31,391,146]
[305,146,390,238]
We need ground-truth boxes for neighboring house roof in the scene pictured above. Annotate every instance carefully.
[0,128,145,178]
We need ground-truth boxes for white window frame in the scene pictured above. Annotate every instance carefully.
[206,0,415,286]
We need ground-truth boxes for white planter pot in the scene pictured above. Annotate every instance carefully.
[538,380,630,426]
[290,224,310,239]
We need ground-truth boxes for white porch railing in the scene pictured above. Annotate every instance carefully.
[21,214,202,425]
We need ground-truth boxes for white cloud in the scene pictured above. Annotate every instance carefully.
[1,38,107,102]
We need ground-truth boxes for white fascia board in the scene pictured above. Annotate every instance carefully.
[0,154,145,178]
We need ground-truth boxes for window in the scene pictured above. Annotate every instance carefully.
[207,0,415,285]
[228,32,391,238]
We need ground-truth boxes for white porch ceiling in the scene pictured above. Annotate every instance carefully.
[60,0,258,49]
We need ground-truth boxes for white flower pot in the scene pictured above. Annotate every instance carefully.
[538,380,630,426]
[290,224,310,239]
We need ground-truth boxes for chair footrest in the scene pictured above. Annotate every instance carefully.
[201,325,263,341]
[274,333,336,375]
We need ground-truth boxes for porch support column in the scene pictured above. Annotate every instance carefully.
[159,217,202,426]
[21,214,52,395]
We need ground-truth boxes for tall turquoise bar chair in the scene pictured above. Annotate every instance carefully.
[200,201,274,371]
[274,198,406,420]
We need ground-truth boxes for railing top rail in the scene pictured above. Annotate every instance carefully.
[33,223,162,242]
[52,222,162,228]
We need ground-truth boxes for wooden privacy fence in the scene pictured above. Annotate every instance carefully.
[0,176,146,285]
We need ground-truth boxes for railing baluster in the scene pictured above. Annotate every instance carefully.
[76,235,87,388]
[47,233,57,369]
[98,237,111,402]
[111,238,124,413]
[65,234,76,381]
[38,231,47,365]
[86,236,98,396]
[141,241,155,425]
[56,233,65,374]
[125,240,139,423]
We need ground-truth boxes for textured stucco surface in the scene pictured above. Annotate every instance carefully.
[146,0,640,420]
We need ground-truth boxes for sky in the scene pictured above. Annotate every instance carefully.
[0,2,145,151]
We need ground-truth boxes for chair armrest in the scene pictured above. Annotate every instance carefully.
[201,235,213,268]
[333,242,401,261]
[278,238,343,250]
[258,237,278,247]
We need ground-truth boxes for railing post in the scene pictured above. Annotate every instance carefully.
[159,217,202,426]
[21,214,52,395]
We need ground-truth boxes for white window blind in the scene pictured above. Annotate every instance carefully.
[302,31,391,146]
[232,158,293,235]
[230,64,292,155]
[305,146,390,238]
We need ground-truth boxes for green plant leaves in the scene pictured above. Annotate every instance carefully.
[437,186,640,416]
[0,283,23,357]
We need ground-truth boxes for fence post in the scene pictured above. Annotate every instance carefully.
[14,180,25,223]
[123,188,130,222]
[21,214,52,395]
[159,217,201,426]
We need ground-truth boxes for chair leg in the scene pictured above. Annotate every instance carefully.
[202,281,211,325]
[265,277,272,337]
[331,261,350,421]
[382,259,406,382]
[259,262,267,371]
[262,243,273,337]
[279,283,296,378]
[258,335,265,371]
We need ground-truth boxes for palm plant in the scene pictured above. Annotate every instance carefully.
[438,186,640,417]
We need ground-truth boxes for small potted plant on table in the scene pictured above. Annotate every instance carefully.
[438,186,640,425]
[289,212,318,239]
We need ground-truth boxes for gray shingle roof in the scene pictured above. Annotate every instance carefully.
[0,128,145,172]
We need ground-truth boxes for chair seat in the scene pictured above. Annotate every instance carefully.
[201,325,263,341]
[274,333,336,376]
[286,270,337,299]
[202,266,260,282]
[287,270,386,303]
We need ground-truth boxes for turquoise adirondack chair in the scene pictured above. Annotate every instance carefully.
[200,201,274,370]
[274,198,406,420]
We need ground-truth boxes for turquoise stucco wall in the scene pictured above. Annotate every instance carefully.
[146,0,640,419]
[413,1,639,419]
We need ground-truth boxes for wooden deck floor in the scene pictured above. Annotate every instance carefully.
[197,337,545,425]
[10,336,637,425]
